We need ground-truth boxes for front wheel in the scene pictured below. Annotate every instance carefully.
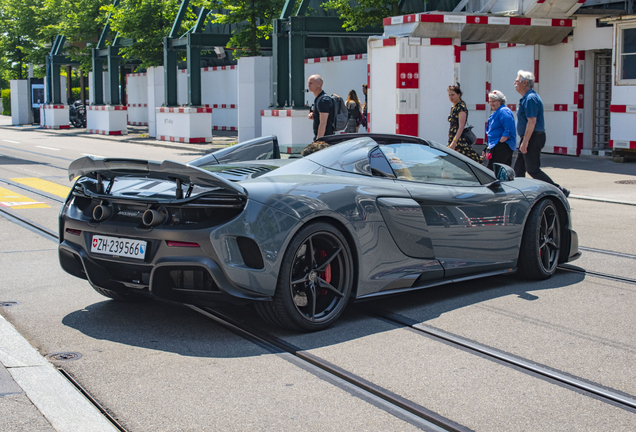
[255,222,354,331]
[518,199,561,280]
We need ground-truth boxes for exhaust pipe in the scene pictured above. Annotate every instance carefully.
[93,204,113,221]
[142,209,166,227]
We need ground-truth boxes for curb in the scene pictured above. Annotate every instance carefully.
[0,314,118,431]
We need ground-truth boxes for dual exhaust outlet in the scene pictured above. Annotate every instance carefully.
[93,204,166,227]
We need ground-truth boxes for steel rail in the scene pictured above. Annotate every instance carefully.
[578,246,636,260]
[373,311,636,412]
[189,305,468,432]
[0,206,59,241]
[558,264,636,286]
[0,177,66,204]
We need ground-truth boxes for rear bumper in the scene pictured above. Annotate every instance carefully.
[59,239,272,306]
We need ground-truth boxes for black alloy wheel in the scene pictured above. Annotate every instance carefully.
[255,222,353,331]
[518,199,561,280]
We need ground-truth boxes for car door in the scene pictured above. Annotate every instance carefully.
[377,143,528,278]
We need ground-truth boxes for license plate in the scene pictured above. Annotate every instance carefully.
[91,235,147,260]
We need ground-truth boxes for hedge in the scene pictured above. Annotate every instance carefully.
[1,89,10,116]
[71,87,89,102]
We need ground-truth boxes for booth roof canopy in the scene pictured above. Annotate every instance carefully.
[383,12,576,45]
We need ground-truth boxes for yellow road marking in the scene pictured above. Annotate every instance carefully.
[10,178,71,198]
[0,186,50,209]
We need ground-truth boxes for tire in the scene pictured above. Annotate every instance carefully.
[91,285,151,302]
[518,199,561,280]
[255,222,354,331]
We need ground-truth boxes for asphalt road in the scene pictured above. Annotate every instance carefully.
[1,123,635,431]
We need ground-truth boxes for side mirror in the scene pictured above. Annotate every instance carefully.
[493,163,515,182]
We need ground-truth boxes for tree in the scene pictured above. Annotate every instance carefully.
[104,0,196,69]
[0,0,56,79]
[193,0,286,57]
[40,0,113,72]
[322,0,402,31]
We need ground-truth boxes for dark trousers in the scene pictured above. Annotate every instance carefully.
[513,131,560,187]
[486,142,514,170]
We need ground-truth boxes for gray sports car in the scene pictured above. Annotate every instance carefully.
[59,133,580,331]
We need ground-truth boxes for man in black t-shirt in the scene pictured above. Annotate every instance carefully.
[307,74,334,140]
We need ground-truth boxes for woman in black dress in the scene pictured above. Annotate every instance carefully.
[447,83,482,163]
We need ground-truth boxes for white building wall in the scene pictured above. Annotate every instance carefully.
[126,73,148,125]
[304,56,368,108]
[369,46,398,135]
[147,66,165,138]
[419,45,456,144]
[168,67,239,131]
[573,16,613,51]
[461,47,488,142]
[238,56,272,142]
[10,80,30,125]
[538,40,578,154]
[177,70,187,106]
[202,67,238,131]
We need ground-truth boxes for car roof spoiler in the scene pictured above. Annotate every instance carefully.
[68,156,246,196]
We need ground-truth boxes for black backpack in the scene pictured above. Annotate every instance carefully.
[328,94,349,131]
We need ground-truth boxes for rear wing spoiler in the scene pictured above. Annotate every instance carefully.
[68,157,246,196]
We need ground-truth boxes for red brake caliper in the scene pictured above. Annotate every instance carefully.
[318,250,331,295]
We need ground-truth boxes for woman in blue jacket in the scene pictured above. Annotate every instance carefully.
[484,90,516,170]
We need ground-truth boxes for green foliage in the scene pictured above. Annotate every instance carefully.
[41,0,113,72]
[322,0,401,31]
[194,0,286,57]
[1,89,11,116]
[105,0,196,69]
[0,0,55,79]
[71,87,89,101]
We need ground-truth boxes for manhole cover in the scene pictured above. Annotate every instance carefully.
[45,352,82,362]
[0,301,18,307]
[615,180,636,185]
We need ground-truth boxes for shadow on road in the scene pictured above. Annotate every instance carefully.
[62,269,585,358]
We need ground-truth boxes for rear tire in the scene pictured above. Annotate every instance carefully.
[255,222,353,332]
[91,286,151,302]
[518,199,561,280]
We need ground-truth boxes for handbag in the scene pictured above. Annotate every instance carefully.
[462,125,477,146]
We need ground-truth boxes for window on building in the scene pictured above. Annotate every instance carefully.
[617,23,636,84]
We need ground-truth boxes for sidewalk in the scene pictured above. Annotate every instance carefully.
[0,313,118,431]
[0,115,237,153]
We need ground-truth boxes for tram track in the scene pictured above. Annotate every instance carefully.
[190,306,465,432]
[2,197,636,429]
[367,309,636,413]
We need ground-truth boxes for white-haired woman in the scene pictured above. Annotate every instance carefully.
[484,90,516,170]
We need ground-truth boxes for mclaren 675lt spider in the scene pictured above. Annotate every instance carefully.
[59,134,580,331]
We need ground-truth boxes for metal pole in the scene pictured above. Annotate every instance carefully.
[187,34,202,106]
[66,65,72,102]
[80,69,86,106]
[163,37,178,107]
[92,48,103,105]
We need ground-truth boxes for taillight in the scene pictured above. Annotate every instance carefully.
[66,229,82,236]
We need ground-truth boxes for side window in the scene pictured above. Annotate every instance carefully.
[369,147,395,178]
[215,137,277,164]
[618,24,636,85]
[379,144,481,186]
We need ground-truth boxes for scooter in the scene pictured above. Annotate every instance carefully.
[69,101,86,128]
